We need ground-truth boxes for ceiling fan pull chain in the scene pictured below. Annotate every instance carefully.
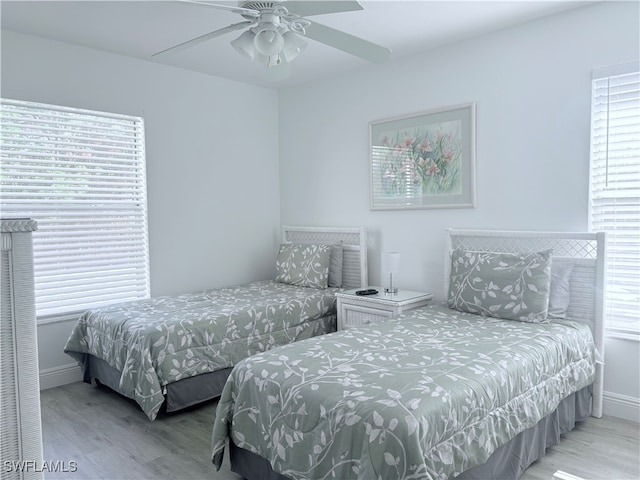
[266,54,282,68]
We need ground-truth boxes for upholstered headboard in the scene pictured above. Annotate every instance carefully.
[444,228,606,418]
[281,226,368,290]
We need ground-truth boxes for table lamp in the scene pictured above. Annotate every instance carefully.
[382,251,400,295]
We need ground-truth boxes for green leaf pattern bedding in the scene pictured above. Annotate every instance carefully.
[211,303,595,479]
[64,280,338,420]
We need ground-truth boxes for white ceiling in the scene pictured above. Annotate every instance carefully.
[1,0,594,89]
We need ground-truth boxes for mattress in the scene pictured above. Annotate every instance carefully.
[64,280,338,420]
[211,303,596,479]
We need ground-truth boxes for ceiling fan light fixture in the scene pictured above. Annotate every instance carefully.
[254,24,284,56]
[282,31,307,63]
[231,30,256,60]
[154,2,392,74]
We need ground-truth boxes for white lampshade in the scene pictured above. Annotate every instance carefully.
[231,30,257,60]
[254,25,284,56]
[282,31,307,62]
[381,252,400,274]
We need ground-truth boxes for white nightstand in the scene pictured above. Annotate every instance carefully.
[335,288,433,331]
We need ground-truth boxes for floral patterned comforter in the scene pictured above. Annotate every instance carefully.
[64,280,338,420]
[211,303,595,480]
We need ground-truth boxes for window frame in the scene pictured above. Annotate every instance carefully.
[588,61,640,341]
[0,98,150,324]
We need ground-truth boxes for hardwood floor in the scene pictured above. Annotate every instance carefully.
[39,382,639,480]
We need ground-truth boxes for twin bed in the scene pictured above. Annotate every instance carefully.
[63,226,368,420]
[210,229,606,480]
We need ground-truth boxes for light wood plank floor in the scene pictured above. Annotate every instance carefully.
[39,382,639,480]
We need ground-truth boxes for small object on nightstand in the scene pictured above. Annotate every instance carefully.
[382,251,400,294]
[355,289,378,296]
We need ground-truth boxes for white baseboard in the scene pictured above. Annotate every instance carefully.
[39,363,82,390]
[603,390,640,422]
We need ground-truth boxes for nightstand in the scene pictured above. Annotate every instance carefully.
[335,288,433,331]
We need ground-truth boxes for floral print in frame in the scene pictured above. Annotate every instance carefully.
[370,103,476,210]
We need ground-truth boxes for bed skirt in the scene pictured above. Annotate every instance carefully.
[228,385,592,480]
[82,354,233,413]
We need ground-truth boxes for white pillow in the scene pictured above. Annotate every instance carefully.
[328,244,343,288]
[548,262,574,319]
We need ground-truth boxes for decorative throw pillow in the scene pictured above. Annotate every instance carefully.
[275,243,331,289]
[328,244,343,288]
[448,249,553,322]
[548,261,574,319]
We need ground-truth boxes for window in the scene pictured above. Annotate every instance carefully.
[589,62,640,338]
[0,99,150,322]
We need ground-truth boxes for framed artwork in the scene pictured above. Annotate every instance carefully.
[370,102,476,210]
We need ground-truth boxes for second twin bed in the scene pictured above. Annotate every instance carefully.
[211,228,605,480]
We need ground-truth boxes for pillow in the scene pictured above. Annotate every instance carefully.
[548,261,574,319]
[328,243,343,288]
[275,243,331,289]
[448,248,553,322]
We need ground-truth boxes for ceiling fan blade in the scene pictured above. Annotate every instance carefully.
[284,1,363,17]
[304,20,391,64]
[153,21,253,57]
[179,1,260,17]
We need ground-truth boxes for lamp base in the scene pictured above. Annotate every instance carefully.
[384,287,398,295]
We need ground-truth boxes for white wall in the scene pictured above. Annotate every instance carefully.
[1,31,281,383]
[278,2,640,421]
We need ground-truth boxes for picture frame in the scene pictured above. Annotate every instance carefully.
[370,102,476,210]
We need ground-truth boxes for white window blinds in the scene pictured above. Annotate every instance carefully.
[589,63,640,337]
[0,99,150,320]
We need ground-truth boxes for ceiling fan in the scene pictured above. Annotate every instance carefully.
[153,1,391,69]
